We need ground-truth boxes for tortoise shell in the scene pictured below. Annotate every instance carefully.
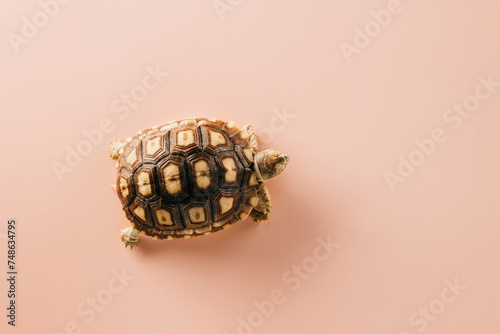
[115,117,259,239]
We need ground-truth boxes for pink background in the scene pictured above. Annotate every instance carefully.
[1,0,500,333]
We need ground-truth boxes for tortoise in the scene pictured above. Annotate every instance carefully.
[108,117,289,248]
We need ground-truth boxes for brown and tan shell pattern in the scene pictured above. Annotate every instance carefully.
[115,117,259,239]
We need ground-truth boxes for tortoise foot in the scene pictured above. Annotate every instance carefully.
[120,226,141,249]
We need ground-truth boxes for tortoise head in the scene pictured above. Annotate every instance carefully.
[255,149,289,181]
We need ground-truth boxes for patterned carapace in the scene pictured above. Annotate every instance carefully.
[115,117,259,239]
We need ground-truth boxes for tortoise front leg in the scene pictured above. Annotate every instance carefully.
[243,124,258,155]
[250,183,272,222]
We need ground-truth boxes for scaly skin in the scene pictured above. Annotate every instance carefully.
[250,183,271,222]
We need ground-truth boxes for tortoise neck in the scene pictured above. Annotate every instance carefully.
[253,156,265,182]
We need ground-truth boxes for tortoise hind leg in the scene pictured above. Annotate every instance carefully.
[250,183,272,222]
[109,139,125,160]
[120,225,142,249]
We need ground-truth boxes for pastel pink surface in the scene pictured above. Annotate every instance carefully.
[1,0,500,333]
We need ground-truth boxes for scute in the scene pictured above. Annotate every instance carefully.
[186,152,218,196]
[129,198,151,226]
[115,117,258,239]
[169,125,202,155]
[142,133,169,164]
[200,124,234,155]
[120,139,143,172]
[235,145,254,168]
[150,199,183,231]
[212,188,240,221]
[215,152,244,188]
[133,165,159,201]
[235,188,258,220]
[116,168,135,205]
[157,155,189,202]
[181,200,212,229]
